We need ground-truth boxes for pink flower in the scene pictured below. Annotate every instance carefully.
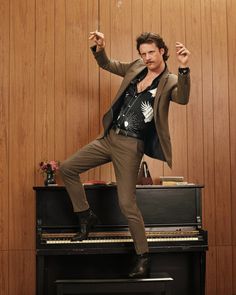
[39,160,60,174]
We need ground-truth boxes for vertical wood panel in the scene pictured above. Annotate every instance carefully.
[87,0,100,181]
[131,0,143,60]
[216,246,233,295]
[9,0,35,250]
[227,0,236,290]
[35,0,55,186]
[212,0,231,245]
[9,250,35,295]
[233,246,236,295]
[142,0,161,33]
[65,0,89,182]
[110,0,132,61]
[185,0,204,184]
[201,0,216,246]
[0,0,9,251]
[161,0,188,178]
[99,0,112,182]
[227,0,236,246]
[55,0,66,181]
[0,251,8,295]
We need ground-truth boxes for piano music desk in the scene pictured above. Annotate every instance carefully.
[55,274,174,295]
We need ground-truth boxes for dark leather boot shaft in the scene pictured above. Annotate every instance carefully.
[71,209,98,241]
[128,254,150,278]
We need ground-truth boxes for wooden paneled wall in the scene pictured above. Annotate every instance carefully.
[0,0,235,294]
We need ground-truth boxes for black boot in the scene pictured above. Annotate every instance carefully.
[71,209,98,241]
[128,253,150,279]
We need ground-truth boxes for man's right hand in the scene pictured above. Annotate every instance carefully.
[89,31,105,51]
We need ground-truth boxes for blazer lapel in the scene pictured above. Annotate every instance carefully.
[110,62,169,112]
[153,69,169,113]
[111,62,146,107]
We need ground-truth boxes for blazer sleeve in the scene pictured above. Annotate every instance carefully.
[169,71,190,105]
[90,45,137,77]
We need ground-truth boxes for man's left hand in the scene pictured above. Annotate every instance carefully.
[176,42,190,67]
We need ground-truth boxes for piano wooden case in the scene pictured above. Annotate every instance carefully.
[34,184,208,295]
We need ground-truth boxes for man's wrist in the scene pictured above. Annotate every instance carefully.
[96,43,105,52]
[178,67,190,75]
[96,45,103,52]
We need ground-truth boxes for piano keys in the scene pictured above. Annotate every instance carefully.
[34,184,208,295]
[41,228,204,244]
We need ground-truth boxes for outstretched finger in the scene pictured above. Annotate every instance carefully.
[177,48,187,55]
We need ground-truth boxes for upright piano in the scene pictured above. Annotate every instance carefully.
[34,184,208,295]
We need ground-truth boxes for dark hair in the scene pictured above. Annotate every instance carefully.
[136,32,169,61]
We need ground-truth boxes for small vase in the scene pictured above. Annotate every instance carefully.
[44,171,56,186]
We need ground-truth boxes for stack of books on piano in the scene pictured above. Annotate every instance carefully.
[160,176,189,186]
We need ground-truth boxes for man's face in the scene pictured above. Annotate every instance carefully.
[139,42,165,71]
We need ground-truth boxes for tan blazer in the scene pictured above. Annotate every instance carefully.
[91,46,190,168]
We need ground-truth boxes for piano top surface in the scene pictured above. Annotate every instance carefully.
[33,184,204,190]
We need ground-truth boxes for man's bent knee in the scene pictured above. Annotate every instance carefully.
[59,160,77,178]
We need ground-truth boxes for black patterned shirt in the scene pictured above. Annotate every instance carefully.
[113,68,164,139]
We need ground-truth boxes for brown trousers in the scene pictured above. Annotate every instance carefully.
[59,129,148,254]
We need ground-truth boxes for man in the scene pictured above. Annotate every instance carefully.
[60,31,190,278]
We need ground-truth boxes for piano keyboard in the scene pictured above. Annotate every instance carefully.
[45,236,199,244]
[41,230,201,245]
